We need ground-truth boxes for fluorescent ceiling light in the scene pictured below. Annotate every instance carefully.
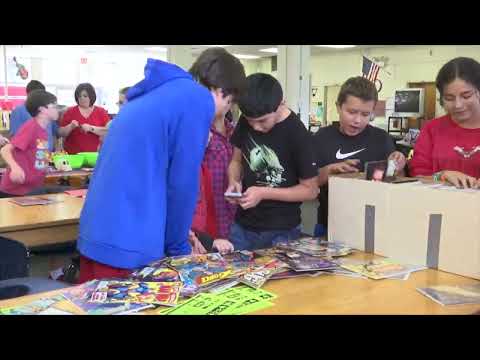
[145,46,168,52]
[259,47,278,54]
[233,54,260,59]
[316,45,357,49]
[198,45,231,47]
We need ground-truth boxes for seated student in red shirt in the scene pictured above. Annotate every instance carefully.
[58,83,110,154]
[0,90,59,198]
[410,57,480,188]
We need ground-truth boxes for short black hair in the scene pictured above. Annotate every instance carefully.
[74,83,96,106]
[25,90,57,117]
[189,48,246,101]
[337,76,378,107]
[119,87,130,95]
[26,80,45,95]
[436,57,480,105]
[238,73,283,118]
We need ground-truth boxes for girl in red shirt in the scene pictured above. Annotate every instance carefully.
[58,83,110,154]
[410,57,480,188]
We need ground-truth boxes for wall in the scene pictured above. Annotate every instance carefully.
[310,45,480,129]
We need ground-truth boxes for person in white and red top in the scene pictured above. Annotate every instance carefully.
[0,90,59,197]
[58,83,110,154]
[410,57,480,188]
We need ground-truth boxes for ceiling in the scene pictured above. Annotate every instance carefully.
[3,45,391,60]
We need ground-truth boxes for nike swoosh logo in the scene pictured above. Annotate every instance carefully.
[336,148,366,160]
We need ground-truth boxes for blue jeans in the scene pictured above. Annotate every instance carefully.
[314,224,327,237]
[229,222,302,251]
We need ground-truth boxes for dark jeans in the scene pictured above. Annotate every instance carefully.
[229,222,302,251]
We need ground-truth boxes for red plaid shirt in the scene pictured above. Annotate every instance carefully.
[204,119,237,238]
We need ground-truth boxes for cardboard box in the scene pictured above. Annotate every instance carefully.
[328,174,480,280]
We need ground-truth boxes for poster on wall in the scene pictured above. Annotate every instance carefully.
[6,56,31,85]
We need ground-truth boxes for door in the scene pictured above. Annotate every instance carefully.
[325,85,341,126]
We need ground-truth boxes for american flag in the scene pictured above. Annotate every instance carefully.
[362,56,380,82]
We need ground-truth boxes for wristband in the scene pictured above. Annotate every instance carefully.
[432,171,443,182]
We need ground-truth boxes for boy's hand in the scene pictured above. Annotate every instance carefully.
[328,159,360,175]
[213,239,234,254]
[188,230,207,255]
[225,181,243,204]
[238,186,266,210]
[80,124,93,133]
[388,151,407,174]
[0,136,9,147]
[70,120,79,129]
[10,166,25,184]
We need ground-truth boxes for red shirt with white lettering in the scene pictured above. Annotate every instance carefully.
[409,115,480,178]
[0,118,49,195]
[61,105,110,154]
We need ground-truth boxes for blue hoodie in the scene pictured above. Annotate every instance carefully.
[78,59,215,269]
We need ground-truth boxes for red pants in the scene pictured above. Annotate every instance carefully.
[78,255,131,284]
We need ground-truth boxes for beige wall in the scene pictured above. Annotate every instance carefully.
[310,45,480,129]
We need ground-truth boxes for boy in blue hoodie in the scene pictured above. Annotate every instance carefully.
[77,48,246,282]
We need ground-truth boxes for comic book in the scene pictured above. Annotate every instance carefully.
[89,280,181,306]
[9,196,59,206]
[275,251,339,272]
[166,253,235,296]
[340,259,426,280]
[277,238,353,257]
[417,284,480,306]
[270,269,327,280]
[0,295,69,315]
[130,266,180,282]
[62,280,154,315]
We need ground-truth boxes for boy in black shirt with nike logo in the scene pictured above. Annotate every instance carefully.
[217,73,318,252]
[312,76,407,236]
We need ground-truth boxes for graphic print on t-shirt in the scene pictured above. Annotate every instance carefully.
[453,145,480,159]
[244,134,286,187]
[34,138,50,170]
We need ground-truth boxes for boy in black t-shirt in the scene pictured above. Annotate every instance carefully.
[312,76,407,236]
[215,73,318,252]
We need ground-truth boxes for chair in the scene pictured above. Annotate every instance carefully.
[0,237,69,300]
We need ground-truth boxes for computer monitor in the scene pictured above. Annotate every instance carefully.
[394,88,424,117]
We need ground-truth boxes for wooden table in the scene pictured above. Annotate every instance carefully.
[1,252,479,315]
[0,193,83,248]
[0,168,92,187]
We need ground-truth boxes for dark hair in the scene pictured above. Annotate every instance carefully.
[119,87,130,95]
[436,57,480,106]
[337,76,378,107]
[25,90,57,117]
[74,83,96,106]
[189,48,246,101]
[26,80,45,94]
[238,73,283,118]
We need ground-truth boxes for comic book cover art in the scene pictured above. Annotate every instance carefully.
[89,281,182,306]
[62,280,154,314]
[277,238,353,257]
[167,253,236,293]
[417,284,480,306]
[275,251,339,272]
[130,266,180,282]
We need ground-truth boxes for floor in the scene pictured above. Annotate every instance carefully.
[29,243,77,278]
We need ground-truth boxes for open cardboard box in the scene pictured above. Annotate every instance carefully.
[328,173,480,280]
